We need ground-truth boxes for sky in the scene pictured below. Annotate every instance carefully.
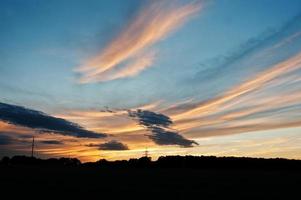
[1,0,301,162]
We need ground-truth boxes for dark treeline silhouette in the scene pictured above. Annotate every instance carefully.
[1,155,301,198]
[0,155,81,166]
[1,155,301,170]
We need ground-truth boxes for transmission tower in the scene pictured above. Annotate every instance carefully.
[31,136,35,157]
[144,147,149,157]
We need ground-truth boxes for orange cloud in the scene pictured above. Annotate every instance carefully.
[80,51,156,82]
[172,52,301,121]
[148,50,301,140]
[77,1,201,83]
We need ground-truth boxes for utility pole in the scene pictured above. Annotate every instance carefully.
[31,136,35,157]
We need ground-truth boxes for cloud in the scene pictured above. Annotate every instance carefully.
[193,15,301,84]
[82,51,156,82]
[148,127,198,147]
[87,140,129,151]
[0,102,106,138]
[128,109,172,128]
[169,53,301,137]
[0,132,34,146]
[128,109,198,147]
[40,140,64,145]
[140,12,301,141]
[77,1,201,83]
[174,52,301,121]
[163,30,301,137]
[168,15,301,120]
[0,134,14,145]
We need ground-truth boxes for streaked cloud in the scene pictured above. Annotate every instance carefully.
[193,15,301,85]
[0,134,14,145]
[128,109,172,128]
[148,127,198,147]
[77,1,201,83]
[87,140,129,151]
[161,21,301,139]
[128,109,198,147]
[173,52,301,121]
[81,51,156,82]
[0,102,106,138]
[40,140,64,145]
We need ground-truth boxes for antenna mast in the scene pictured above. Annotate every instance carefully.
[31,136,35,157]
[144,147,149,157]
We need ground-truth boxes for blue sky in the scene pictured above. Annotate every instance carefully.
[1,0,301,161]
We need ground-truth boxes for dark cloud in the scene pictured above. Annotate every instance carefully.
[99,106,116,113]
[128,109,172,127]
[90,140,129,151]
[16,134,33,139]
[128,109,198,147]
[0,102,106,138]
[0,132,34,145]
[85,143,99,147]
[148,127,198,147]
[40,140,64,145]
[0,134,14,145]
[0,132,64,146]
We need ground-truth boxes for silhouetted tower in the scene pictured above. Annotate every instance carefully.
[144,147,149,157]
[31,136,35,157]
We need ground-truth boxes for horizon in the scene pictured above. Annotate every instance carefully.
[1,0,301,162]
[2,153,301,164]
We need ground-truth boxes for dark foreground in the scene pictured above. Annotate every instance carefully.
[1,156,301,198]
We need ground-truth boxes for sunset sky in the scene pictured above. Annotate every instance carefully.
[1,0,301,162]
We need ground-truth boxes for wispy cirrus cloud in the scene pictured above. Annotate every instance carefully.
[161,17,301,138]
[173,52,301,121]
[82,51,156,82]
[169,55,301,138]
[76,1,201,83]
[193,15,301,85]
